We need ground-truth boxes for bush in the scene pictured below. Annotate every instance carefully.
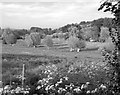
[99,27,109,42]
[57,33,65,39]
[24,33,41,47]
[98,38,115,55]
[30,32,41,46]
[24,34,34,47]
[67,36,86,50]
[2,28,17,44]
[43,35,53,48]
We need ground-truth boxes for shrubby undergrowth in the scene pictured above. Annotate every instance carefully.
[2,54,111,95]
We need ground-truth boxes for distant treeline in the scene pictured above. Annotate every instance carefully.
[0,17,115,42]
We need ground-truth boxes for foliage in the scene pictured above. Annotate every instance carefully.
[90,26,100,41]
[2,28,17,44]
[24,34,33,47]
[67,36,86,49]
[81,26,100,41]
[98,38,115,55]
[30,32,41,46]
[43,35,53,48]
[12,29,29,39]
[99,27,110,42]
[24,33,42,47]
[0,28,3,37]
[57,33,65,39]
[98,0,120,94]
[30,27,46,38]
[103,17,113,28]
[2,54,110,95]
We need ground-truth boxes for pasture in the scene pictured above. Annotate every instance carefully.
[2,39,102,59]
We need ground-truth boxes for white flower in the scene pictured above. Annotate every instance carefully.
[86,82,90,85]
[87,90,90,93]
[91,88,97,93]
[63,76,69,80]
[100,84,106,89]
[44,71,47,74]
[38,80,42,83]
[49,85,54,89]
[55,83,59,87]
[81,83,88,89]
[47,70,51,72]
[36,86,41,90]
[45,85,50,91]
[73,87,81,92]
[70,83,74,87]
[23,91,29,94]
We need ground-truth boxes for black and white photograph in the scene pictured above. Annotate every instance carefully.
[0,0,120,94]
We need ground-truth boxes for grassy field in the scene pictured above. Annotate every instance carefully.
[2,39,102,59]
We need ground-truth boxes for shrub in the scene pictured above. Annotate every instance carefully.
[43,35,53,48]
[24,34,34,47]
[57,33,64,39]
[99,27,110,42]
[2,28,17,44]
[98,38,115,55]
[0,29,3,37]
[24,33,41,47]
[30,32,41,46]
[67,36,86,50]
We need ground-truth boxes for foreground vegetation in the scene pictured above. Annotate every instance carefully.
[2,53,110,95]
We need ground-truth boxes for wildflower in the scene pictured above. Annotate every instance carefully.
[48,70,51,72]
[15,87,21,93]
[65,85,69,89]
[49,85,54,89]
[81,82,90,90]
[36,85,41,90]
[57,78,63,84]
[63,76,69,80]
[70,83,74,87]
[86,82,90,85]
[86,90,90,93]
[58,88,66,94]
[55,83,59,87]
[45,85,50,91]
[73,87,81,93]
[23,90,29,94]
[99,84,106,90]
[91,88,98,93]
[44,71,47,74]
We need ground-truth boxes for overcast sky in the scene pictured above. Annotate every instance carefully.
[0,0,113,29]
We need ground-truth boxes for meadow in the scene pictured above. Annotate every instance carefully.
[1,39,111,94]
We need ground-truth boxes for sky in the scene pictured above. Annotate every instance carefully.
[0,0,114,29]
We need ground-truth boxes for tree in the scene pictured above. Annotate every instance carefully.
[67,36,86,51]
[2,28,17,44]
[90,26,100,41]
[98,0,120,94]
[42,35,53,49]
[103,18,113,28]
[99,26,110,42]
[0,28,2,37]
